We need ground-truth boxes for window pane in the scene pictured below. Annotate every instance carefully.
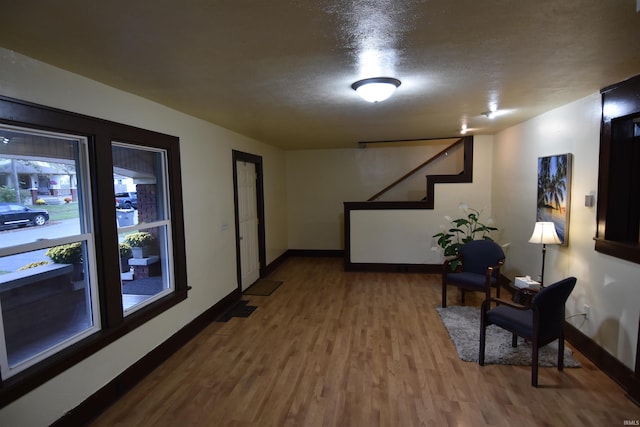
[0,132,84,243]
[119,225,173,312]
[113,143,173,314]
[113,144,168,225]
[0,244,96,371]
[0,126,99,377]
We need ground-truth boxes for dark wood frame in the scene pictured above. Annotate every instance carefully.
[594,74,640,263]
[343,136,473,271]
[232,150,266,290]
[0,95,188,408]
[587,73,640,403]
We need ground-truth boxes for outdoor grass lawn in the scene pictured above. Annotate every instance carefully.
[43,203,80,221]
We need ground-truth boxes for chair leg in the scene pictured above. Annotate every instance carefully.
[479,321,486,366]
[558,336,565,371]
[512,333,517,347]
[461,289,466,305]
[532,340,539,387]
[442,283,447,308]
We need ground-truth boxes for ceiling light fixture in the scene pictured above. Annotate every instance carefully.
[351,77,401,103]
[482,110,497,119]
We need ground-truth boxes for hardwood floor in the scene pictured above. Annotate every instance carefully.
[90,257,640,426]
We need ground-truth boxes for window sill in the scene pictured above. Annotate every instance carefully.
[594,238,640,264]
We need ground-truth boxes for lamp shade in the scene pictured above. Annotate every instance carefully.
[351,77,401,103]
[528,221,561,245]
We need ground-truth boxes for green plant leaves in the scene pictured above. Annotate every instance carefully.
[432,206,498,270]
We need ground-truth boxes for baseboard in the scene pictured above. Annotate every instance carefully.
[262,250,343,276]
[261,251,289,277]
[52,288,242,427]
[628,375,640,406]
[345,262,441,273]
[565,322,638,406]
[286,249,344,258]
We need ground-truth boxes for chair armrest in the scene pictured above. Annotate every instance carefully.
[484,263,504,288]
[482,297,529,311]
[485,260,504,275]
[489,262,504,271]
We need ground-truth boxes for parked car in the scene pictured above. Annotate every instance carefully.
[0,203,50,229]
[115,192,137,209]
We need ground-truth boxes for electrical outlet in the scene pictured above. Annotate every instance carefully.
[584,304,590,320]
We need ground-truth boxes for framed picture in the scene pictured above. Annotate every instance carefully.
[536,153,572,246]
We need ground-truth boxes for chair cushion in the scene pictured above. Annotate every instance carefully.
[486,305,534,339]
[446,271,497,289]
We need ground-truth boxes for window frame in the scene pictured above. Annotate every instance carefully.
[112,142,176,315]
[595,74,640,263]
[0,95,188,408]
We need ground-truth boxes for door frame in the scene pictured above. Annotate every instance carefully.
[232,150,266,291]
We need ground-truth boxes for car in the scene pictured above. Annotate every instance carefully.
[0,203,50,229]
[115,192,137,209]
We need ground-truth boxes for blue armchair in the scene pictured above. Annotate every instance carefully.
[441,239,505,308]
[479,276,577,386]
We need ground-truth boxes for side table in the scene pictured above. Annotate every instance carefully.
[511,276,541,306]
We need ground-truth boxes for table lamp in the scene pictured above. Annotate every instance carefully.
[528,221,561,286]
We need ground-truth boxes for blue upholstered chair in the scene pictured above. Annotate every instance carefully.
[441,239,505,308]
[479,276,577,386]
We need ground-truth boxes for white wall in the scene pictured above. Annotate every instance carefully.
[0,48,288,426]
[347,136,497,264]
[286,137,494,252]
[493,93,640,370]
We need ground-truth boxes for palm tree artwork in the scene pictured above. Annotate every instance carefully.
[536,153,571,245]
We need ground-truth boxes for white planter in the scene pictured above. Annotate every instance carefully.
[132,246,151,259]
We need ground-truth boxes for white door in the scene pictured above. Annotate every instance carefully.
[236,161,260,290]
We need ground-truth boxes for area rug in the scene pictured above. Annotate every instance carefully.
[436,305,580,367]
[216,300,257,322]
[243,279,283,296]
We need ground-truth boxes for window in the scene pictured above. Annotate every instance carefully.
[113,143,174,313]
[595,74,640,263]
[0,126,99,379]
[0,96,187,407]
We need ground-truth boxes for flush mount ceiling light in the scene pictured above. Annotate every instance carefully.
[351,77,401,103]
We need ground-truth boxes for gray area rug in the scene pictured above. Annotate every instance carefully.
[436,305,580,367]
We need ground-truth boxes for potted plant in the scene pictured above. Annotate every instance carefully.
[46,242,84,280]
[119,242,133,273]
[124,231,156,258]
[432,204,498,271]
[18,261,52,271]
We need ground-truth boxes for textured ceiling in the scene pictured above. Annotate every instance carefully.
[1,0,640,149]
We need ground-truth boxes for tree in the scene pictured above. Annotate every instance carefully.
[11,159,21,204]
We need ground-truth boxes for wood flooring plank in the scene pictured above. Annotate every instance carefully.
[90,257,640,426]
